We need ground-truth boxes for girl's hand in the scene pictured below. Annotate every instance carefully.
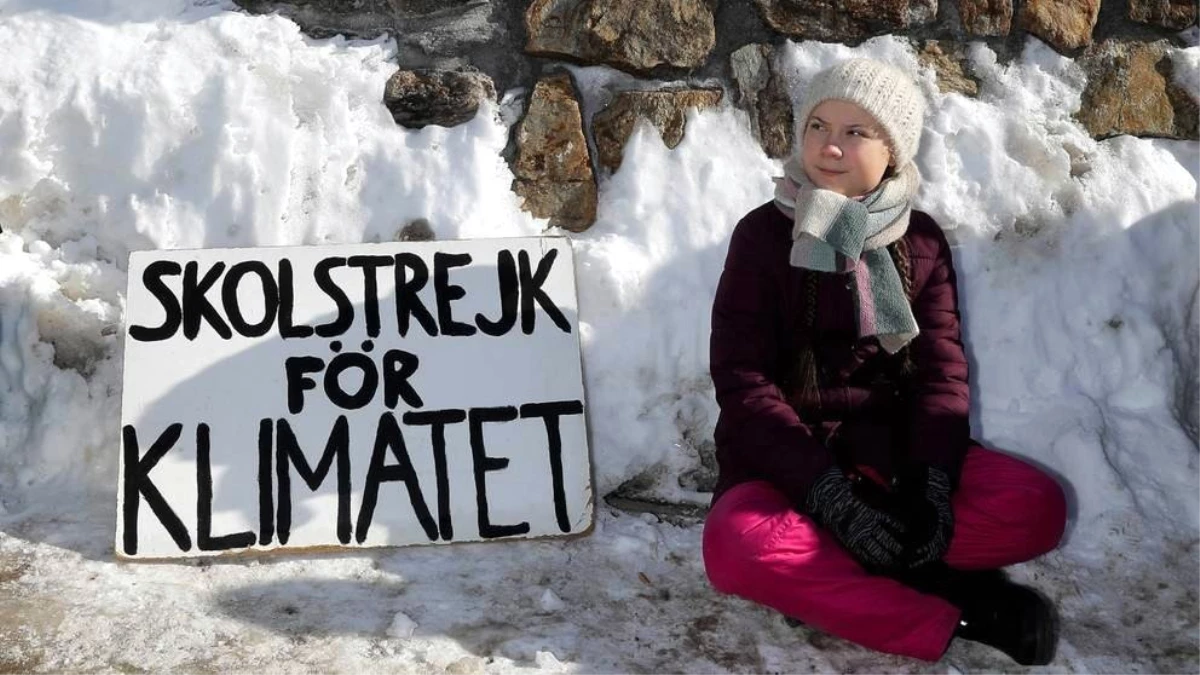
[805,467,909,571]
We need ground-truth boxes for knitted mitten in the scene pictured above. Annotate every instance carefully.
[896,464,954,567]
[805,467,908,571]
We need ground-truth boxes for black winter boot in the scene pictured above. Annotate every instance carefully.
[890,563,1057,666]
[953,580,1058,666]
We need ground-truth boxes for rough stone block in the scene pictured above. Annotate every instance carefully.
[512,74,598,232]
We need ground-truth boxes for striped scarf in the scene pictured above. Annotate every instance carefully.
[773,155,921,354]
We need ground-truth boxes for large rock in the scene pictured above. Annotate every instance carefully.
[385,0,476,14]
[232,0,395,39]
[730,44,795,159]
[1076,41,1199,140]
[592,89,723,173]
[238,1,531,93]
[957,0,1013,35]
[1019,0,1100,52]
[1128,0,1198,30]
[917,41,980,97]
[383,69,496,129]
[386,1,500,57]
[524,0,716,74]
[388,1,534,95]
[512,74,598,232]
[753,0,937,41]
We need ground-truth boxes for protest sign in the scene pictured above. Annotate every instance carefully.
[117,237,591,559]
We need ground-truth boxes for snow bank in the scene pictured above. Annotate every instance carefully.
[0,2,537,515]
[1,3,1198,672]
[0,1,1196,560]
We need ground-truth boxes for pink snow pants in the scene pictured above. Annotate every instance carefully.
[702,445,1067,662]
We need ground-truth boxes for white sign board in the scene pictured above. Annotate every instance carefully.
[118,238,592,559]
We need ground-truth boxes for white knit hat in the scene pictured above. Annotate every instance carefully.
[795,58,927,168]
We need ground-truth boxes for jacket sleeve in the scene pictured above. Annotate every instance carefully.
[905,225,971,487]
[710,216,835,506]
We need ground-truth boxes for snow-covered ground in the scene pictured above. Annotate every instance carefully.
[0,1,1197,671]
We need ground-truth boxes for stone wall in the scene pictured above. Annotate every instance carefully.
[235,0,1196,233]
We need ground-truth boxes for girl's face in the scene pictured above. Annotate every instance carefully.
[801,99,893,198]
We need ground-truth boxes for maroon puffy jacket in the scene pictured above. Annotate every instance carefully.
[709,201,971,506]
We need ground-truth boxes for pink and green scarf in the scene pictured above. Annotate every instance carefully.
[773,155,921,354]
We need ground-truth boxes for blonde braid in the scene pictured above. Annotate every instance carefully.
[888,238,915,375]
[794,270,822,408]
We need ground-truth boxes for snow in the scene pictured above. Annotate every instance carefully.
[387,611,418,639]
[0,1,1197,672]
[538,588,566,613]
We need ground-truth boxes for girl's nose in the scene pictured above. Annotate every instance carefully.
[821,142,843,158]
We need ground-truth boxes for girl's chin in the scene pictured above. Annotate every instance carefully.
[811,177,875,198]
[805,172,852,194]
[813,181,856,197]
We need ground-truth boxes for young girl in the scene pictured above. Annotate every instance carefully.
[703,58,1068,665]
